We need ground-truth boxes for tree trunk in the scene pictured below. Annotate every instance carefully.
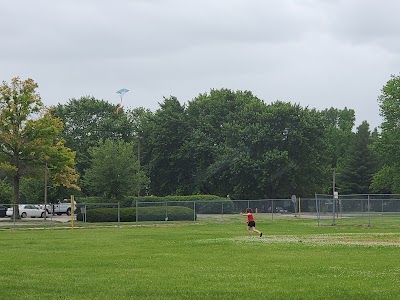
[12,174,21,219]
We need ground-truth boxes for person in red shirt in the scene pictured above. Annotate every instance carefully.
[241,208,262,237]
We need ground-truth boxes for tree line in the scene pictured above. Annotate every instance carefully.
[1,75,399,204]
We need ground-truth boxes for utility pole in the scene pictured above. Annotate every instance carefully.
[332,168,340,225]
[44,163,48,220]
[332,168,336,224]
[137,134,140,197]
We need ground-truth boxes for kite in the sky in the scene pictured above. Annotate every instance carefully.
[116,88,129,113]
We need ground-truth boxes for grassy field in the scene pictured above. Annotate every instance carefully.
[1,215,400,299]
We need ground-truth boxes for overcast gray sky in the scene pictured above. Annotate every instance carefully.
[2,0,400,129]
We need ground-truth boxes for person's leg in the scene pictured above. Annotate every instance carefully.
[247,226,252,236]
[252,227,262,237]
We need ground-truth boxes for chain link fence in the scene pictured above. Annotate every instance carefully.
[314,194,400,227]
[1,194,400,229]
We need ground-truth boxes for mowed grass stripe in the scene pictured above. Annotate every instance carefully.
[0,219,400,299]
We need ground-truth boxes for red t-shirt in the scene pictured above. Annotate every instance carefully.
[247,213,254,222]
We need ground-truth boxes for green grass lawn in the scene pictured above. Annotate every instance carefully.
[1,216,400,299]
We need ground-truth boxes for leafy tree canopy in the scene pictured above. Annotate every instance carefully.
[372,74,400,192]
[337,121,378,194]
[83,139,148,199]
[0,77,79,208]
[50,96,136,177]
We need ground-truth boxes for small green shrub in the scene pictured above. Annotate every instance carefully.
[76,206,196,222]
[194,201,234,214]
[76,196,132,207]
[76,195,235,214]
[127,195,234,214]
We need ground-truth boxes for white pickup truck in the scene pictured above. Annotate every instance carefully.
[39,199,77,216]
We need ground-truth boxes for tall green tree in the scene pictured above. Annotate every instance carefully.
[320,107,355,168]
[0,179,12,204]
[0,77,79,214]
[83,139,147,199]
[185,89,265,198]
[125,107,153,195]
[262,101,330,198]
[142,96,191,196]
[183,90,330,199]
[371,74,400,193]
[337,121,378,194]
[320,107,355,193]
[50,96,135,179]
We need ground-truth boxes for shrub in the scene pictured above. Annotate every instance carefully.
[76,206,196,222]
[127,194,226,203]
[137,206,196,221]
[127,195,234,214]
[76,196,132,207]
[194,201,234,214]
[76,195,235,214]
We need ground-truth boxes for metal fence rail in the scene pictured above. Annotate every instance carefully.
[1,194,400,229]
[314,194,400,227]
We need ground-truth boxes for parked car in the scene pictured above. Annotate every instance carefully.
[275,206,288,213]
[6,205,46,218]
[0,205,7,217]
[267,206,288,213]
[38,199,77,216]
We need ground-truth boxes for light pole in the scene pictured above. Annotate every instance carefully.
[332,168,340,225]
[137,133,140,197]
[44,163,48,220]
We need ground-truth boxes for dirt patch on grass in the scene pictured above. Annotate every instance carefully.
[231,233,400,247]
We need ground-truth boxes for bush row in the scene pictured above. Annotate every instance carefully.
[76,206,196,222]
[76,195,235,214]
[127,195,227,203]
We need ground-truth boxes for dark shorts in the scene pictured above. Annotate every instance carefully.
[247,221,256,228]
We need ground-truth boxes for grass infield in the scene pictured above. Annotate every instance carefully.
[1,216,400,299]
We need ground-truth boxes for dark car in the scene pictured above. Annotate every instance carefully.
[0,205,7,218]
